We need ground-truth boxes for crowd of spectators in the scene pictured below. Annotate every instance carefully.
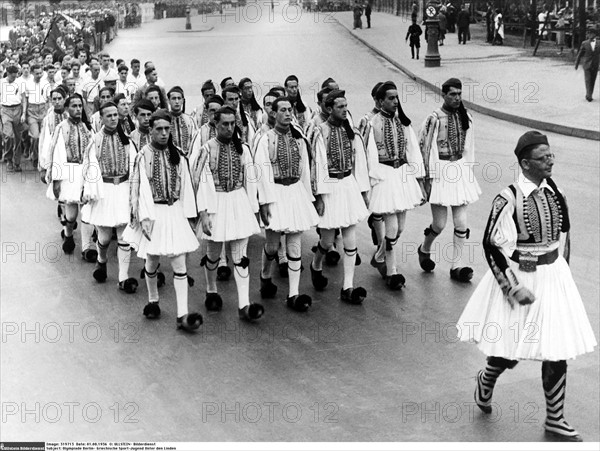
[1,7,119,71]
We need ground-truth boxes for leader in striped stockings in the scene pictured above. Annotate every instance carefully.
[458,131,596,441]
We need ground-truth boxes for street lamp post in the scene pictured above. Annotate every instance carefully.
[424,0,441,67]
[185,5,191,30]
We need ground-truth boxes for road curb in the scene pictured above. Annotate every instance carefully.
[335,19,600,141]
[167,26,214,33]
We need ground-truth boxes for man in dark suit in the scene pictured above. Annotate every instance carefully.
[365,1,372,28]
[575,28,600,102]
[457,5,471,45]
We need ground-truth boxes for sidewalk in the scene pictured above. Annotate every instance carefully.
[335,12,599,140]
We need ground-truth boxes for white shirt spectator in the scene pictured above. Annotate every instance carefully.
[81,73,103,103]
[1,77,26,106]
[17,73,33,85]
[116,79,137,101]
[71,75,86,95]
[24,78,49,105]
[99,66,118,83]
[127,72,143,85]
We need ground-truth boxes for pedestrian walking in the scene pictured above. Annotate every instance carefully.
[254,96,319,312]
[309,90,370,304]
[365,1,372,29]
[353,1,363,30]
[124,109,202,332]
[167,86,197,156]
[457,5,470,45]
[493,9,504,45]
[555,11,566,55]
[417,78,481,282]
[575,28,600,102]
[406,16,423,59]
[44,93,94,256]
[81,102,138,293]
[363,81,425,290]
[438,8,447,46]
[486,3,494,43]
[189,106,264,322]
[457,131,597,442]
[1,65,26,172]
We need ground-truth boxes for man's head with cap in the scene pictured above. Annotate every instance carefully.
[263,90,281,117]
[201,80,216,100]
[167,86,185,114]
[321,77,339,90]
[375,81,398,114]
[206,95,224,124]
[316,87,333,110]
[514,130,549,162]
[222,86,240,109]
[324,89,348,122]
[371,81,384,100]
[284,75,299,98]
[134,99,156,130]
[442,78,462,110]
[220,77,235,90]
[214,106,237,141]
[103,71,118,88]
[514,130,554,183]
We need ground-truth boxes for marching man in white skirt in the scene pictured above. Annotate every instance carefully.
[189,95,233,283]
[124,110,202,332]
[418,78,481,282]
[457,131,596,441]
[129,99,155,152]
[81,102,138,293]
[45,93,95,257]
[39,86,68,177]
[363,81,425,290]
[310,90,370,304]
[189,106,265,321]
[254,96,319,312]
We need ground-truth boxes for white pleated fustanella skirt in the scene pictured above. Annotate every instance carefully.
[46,163,84,204]
[200,188,261,242]
[265,181,319,234]
[428,158,481,206]
[318,175,369,229]
[123,201,199,259]
[81,182,130,227]
[457,256,597,361]
[368,164,424,215]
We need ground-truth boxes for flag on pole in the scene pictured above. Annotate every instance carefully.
[41,13,82,51]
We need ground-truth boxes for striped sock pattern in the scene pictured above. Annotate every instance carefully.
[474,363,506,412]
[543,361,580,440]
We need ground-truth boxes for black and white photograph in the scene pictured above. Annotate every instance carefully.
[1,0,598,449]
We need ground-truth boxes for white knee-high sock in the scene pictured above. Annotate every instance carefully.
[117,242,131,282]
[343,247,357,290]
[218,245,227,267]
[287,256,301,297]
[385,236,398,276]
[173,272,188,317]
[278,235,288,263]
[233,263,250,309]
[80,222,95,252]
[144,263,159,303]
[452,228,469,269]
